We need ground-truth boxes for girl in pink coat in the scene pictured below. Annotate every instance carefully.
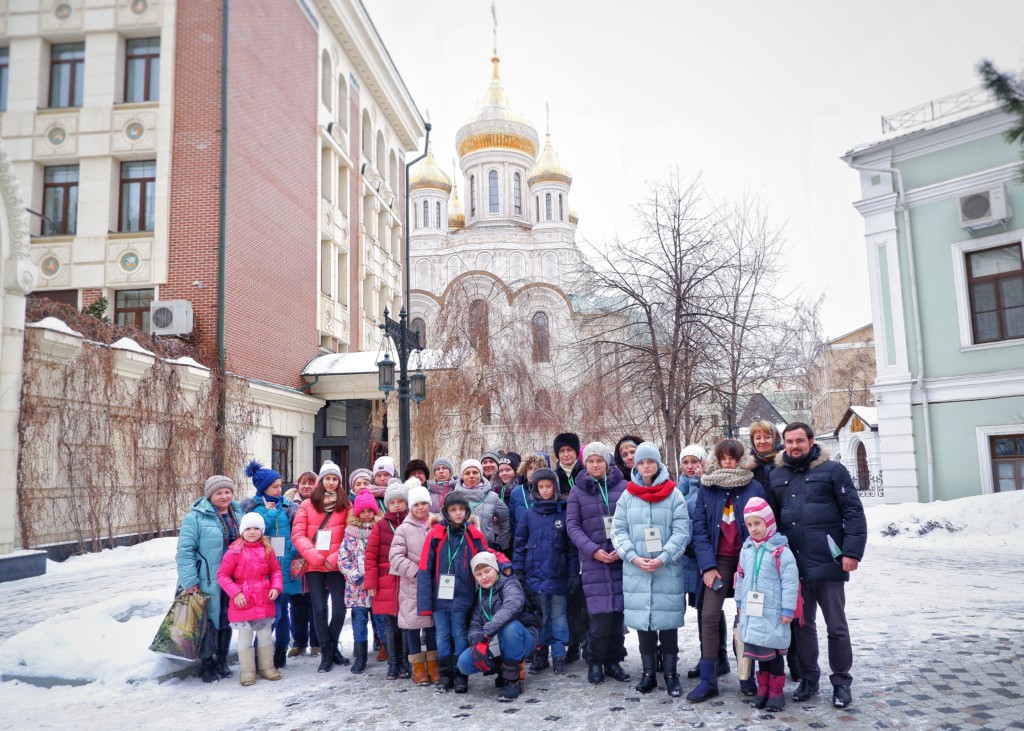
[217,512,284,686]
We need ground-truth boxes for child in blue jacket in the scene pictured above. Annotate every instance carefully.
[512,467,579,675]
[735,497,798,713]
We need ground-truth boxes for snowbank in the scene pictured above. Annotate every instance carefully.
[45,538,178,574]
[867,489,1024,548]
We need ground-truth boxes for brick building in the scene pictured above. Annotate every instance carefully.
[1,0,423,481]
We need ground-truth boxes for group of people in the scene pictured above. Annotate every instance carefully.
[174,421,867,709]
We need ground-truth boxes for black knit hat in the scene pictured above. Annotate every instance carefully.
[530,467,559,496]
[553,432,581,459]
[442,490,471,522]
[497,452,522,472]
[404,459,430,481]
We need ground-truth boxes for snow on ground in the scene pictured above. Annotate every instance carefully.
[0,495,1021,730]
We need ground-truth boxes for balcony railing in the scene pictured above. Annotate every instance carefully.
[881,86,994,134]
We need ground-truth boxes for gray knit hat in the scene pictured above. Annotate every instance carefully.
[582,441,612,466]
[383,478,409,508]
[204,475,235,499]
[432,457,455,476]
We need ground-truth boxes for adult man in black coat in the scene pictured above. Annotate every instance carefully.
[767,422,867,710]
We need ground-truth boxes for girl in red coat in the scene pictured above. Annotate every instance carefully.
[291,460,352,673]
[217,512,283,686]
[366,479,410,679]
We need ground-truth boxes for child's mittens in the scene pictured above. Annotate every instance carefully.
[471,639,493,673]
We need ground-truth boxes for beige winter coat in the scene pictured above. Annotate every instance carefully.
[389,511,435,630]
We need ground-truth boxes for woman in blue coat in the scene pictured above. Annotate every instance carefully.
[242,460,300,670]
[175,475,242,682]
[687,439,767,702]
[611,442,690,697]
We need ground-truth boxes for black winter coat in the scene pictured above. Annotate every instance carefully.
[767,446,867,582]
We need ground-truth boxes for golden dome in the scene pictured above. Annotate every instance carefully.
[455,57,539,159]
[448,183,465,229]
[528,132,572,186]
[409,146,452,194]
[568,207,579,225]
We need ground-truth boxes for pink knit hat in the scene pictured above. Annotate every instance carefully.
[743,497,776,537]
[353,490,380,515]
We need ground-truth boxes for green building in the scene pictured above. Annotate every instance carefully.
[842,89,1024,503]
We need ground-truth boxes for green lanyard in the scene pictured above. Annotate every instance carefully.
[445,529,467,573]
[520,485,531,510]
[751,545,767,590]
[596,478,610,515]
[478,586,494,621]
[377,498,386,513]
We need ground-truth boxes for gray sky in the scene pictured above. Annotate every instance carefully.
[364,0,1024,338]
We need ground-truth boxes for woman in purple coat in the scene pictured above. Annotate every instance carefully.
[566,441,632,686]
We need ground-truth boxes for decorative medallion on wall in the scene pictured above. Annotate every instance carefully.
[41,256,61,278]
[47,127,67,146]
[107,239,153,284]
[120,251,141,272]
[112,109,157,153]
[30,244,72,287]
[54,4,73,20]
[323,302,335,331]
[117,0,158,28]
[42,1,83,31]
[125,122,145,141]
[130,0,148,14]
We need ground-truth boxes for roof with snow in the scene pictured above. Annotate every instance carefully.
[834,405,878,437]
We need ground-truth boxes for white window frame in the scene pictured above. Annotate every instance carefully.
[976,424,1024,494]
[951,226,1024,351]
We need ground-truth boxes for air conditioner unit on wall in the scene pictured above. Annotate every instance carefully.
[958,184,1011,233]
[150,300,194,336]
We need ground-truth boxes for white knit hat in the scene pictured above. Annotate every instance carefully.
[372,455,397,477]
[582,441,612,466]
[679,444,708,463]
[318,460,342,481]
[383,478,409,507]
[239,512,265,534]
[407,484,431,508]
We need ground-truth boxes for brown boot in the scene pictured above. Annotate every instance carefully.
[410,652,430,686]
[376,645,389,662]
[426,650,440,683]
[257,644,282,681]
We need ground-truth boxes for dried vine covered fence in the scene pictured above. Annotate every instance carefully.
[17,301,259,555]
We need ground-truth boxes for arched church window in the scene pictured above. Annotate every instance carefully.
[436,201,442,228]
[469,299,490,364]
[532,311,550,363]
[513,173,522,214]
[321,51,332,109]
[422,200,429,228]
[470,175,476,217]
[411,317,427,348]
[488,170,499,213]
[545,193,552,221]
[535,195,540,223]
[559,194,564,222]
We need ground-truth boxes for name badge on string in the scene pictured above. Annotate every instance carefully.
[270,537,286,557]
[603,515,614,540]
[488,635,501,656]
[315,530,332,551]
[644,526,663,554]
[438,574,456,600]
[745,591,765,618]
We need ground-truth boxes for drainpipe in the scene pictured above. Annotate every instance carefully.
[215,0,230,473]
[849,162,935,502]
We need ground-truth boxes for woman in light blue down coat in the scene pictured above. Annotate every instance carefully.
[611,442,690,697]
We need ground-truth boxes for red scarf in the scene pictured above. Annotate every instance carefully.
[625,479,677,503]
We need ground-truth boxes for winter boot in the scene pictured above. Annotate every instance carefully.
[552,655,567,675]
[604,662,631,682]
[273,646,287,669]
[528,645,549,674]
[287,646,305,658]
[238,644,257,686]
[350,640,368,674]
[453,672,469,693]
[588,663,604,684]
[566,642,580,664]
[385,623,401,679]
[766,674,787,712]
[332,647,350,666]
[740,674,758,696]
[751,670,771,710]
[792,679,819,702]
[687,660,701,679]
[258,643,282,681]
[400,657,413,680]
[686,659,720,703]
[635,653,658,694]
[496,659,525,702]
[310,646,320,657]
[655,646,663,673]
[662,652,682,697]
[426,650,441,683]
[216,627,233,678]
[317,652,333,673]
[410,652,430,686]
[199,656,219,683]
[434,655,455,693]
[376,643,388,662]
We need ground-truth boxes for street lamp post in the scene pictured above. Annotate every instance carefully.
[376,121,431,469]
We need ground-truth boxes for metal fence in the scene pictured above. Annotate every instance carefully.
[881,86,993,134]
[853,471,884,499]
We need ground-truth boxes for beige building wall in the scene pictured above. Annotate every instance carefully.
[809,324,876,434]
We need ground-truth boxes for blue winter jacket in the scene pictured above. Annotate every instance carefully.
[735,531,798,650]
[175,497,241,629]
[767,446,867,582]
[513,494,580,596]
[242,496,301,595]
[611,464,690,631]
[677,475,701,597]
[508,482,533,544]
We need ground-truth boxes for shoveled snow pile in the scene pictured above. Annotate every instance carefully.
[867,489,1023,547]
